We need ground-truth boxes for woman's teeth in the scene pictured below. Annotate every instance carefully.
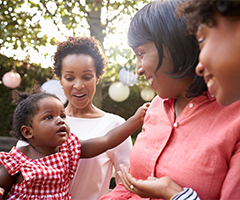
[74,94,84,97]
[207,77,215,88]
[148,78,153,85]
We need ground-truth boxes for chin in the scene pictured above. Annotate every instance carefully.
[216,96,234,107]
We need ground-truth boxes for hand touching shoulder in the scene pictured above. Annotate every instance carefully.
[131,102,150,126]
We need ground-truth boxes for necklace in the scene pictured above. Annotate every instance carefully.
[174,98,193,128]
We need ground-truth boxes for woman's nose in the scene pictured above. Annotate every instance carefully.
[136,61,144,76]
[137,68,144,76]
[195,62,204,77]
[73,79,84,90]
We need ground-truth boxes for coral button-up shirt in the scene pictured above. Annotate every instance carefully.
[101,92,240,200]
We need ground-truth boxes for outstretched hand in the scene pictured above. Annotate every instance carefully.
[118,164,183,200]
[0,187,5,199]
[133,102,150,124]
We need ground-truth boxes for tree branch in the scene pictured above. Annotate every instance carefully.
[104,4,127,29]
[74,0,89,16]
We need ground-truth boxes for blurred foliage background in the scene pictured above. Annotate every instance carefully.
[0,54,146,140]
[0,0,153,139]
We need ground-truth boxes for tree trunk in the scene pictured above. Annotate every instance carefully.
[88,0,104,109]
[88,0,104,44]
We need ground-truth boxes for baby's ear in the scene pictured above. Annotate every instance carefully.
[21,125,33,139]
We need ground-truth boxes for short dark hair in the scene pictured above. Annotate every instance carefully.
[53,36,107,79]
[179,0,240,34]
[11,84,60,142]
[128,0,207,98]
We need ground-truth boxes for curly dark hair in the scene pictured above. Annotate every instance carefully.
[179,0,240,33]
[53,36,107,79]
[11,84,61,142]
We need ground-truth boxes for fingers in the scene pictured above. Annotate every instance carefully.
[118,165,135,193]
[143,102,150,108]
[145,102,150,108]
[142,103,150,109]
[147,176,157,181]
[118,165,148,197]
[0,187,5,198]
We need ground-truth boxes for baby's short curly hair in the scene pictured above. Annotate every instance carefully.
[53,36,107,79]
[179,0,240,33]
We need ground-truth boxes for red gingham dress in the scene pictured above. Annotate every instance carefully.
[0,133,81,200]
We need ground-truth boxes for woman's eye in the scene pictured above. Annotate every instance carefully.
[198,37,205,44]
[196,24,205,48]
[84,76,92,80]
[136,52,144,57]
[197,36,205,49]
[65,76,74,81]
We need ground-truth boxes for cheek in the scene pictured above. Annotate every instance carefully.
[66,124,71,133]
[144,59,158,72]
[88,84,97,95]
[86,80,97,90]
[61,80,72,90]
[199,43,213,68]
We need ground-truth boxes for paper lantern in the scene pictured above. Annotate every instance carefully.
[108,82,130,102]
[2,71,21,88]
[41,79,68,105]
[119,68,138,86]
[141,88,155,101]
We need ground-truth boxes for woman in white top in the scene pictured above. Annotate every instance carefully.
[52,36,132,199]
[67,114,131,199]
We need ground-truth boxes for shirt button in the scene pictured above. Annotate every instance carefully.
[210,94,215,98]
[173,121,179,128]
[189,103,193,108]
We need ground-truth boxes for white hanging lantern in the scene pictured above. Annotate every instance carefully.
[119,68,138,86]
[141,88,155,101]
[41,79,68,105]
[2,71,21,88]
[108,82,130,102]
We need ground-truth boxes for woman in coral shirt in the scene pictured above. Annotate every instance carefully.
[100,0,240,199]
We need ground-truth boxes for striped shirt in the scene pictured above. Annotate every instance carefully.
[172,188,200,200]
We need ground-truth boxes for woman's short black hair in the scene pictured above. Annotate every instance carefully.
[11,84,60,142]
[128,0,207,98]
[179,0,240,34]
[53,36,107,79]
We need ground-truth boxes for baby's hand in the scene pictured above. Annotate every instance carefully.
[0,187,5,198]
[133,103,150,124]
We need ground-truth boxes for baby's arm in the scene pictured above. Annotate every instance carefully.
[80,103,150,158]
[0,165,17,199]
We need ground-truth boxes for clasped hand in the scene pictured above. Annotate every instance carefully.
[118,164,183,200]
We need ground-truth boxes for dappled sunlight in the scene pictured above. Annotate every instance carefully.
[0,0,151,68]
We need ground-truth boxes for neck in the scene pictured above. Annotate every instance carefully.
[28,144,59,159]
[65,104,105,118]
[174,96,193,119]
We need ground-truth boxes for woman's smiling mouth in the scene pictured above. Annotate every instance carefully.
[206,76,215,88]
[73,93,86,98]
